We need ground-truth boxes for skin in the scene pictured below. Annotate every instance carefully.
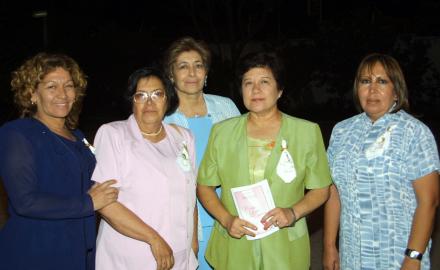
[323,63,439,270]
[133,76,168,141]
[357,63,397,122]
[198,66,329,239]
[31,67,118,210]
[171,50,208,117]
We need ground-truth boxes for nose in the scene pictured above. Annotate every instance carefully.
[368,82,380,93]
[188,65,196,76]
[57,86,68,98]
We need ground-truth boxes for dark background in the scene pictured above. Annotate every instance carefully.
[1,1,439,268]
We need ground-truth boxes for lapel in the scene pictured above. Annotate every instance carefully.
[264,113,285,185]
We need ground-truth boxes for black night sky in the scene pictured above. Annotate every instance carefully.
[1,0,439,141]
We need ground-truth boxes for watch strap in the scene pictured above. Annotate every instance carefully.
[404,248,423,260]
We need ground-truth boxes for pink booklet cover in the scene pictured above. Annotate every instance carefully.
[231,179,279,240]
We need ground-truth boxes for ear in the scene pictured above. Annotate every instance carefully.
[29,88,37,103]
[278,90,283,99]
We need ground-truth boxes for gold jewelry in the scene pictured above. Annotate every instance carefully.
[140,125,163,137]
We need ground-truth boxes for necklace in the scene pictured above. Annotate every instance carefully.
[140,125,163,137]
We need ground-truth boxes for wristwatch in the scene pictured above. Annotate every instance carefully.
[404,248,423,260]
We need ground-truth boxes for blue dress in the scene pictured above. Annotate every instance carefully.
[328,111,440,270]
[0,118,97,270]
[164,93,240,269]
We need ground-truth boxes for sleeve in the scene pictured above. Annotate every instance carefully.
[0,128,94,219]
[197,124,221,186]
[92,124,122,187]
[304,124,332,189]
[406,123,440,181]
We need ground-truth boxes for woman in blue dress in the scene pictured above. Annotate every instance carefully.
[163,37,240,269]
[323,53,439,270]
[0,53,119,270]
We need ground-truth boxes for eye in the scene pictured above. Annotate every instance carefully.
[359,79,371,84]
[153,90,165,98]
[377,78,388,84]
[195,63,205,69]
[261,79,269,84]
[178,63,188,70]
[64,84,75,90]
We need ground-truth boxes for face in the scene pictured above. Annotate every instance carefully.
[31,67,76,122]
[357,63,397,121]
[171,50,207,95]
[242,67,281,115]
[133,76,167,128]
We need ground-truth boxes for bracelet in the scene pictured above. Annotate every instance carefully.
[288,207,297,226]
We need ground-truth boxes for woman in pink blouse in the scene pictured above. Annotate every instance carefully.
[92,67,198,270]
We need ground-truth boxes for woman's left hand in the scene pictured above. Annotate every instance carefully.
[261,207,296,230]
[400,257,421,270]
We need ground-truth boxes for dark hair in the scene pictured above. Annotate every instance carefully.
[236,51,285,92]
[11,52,87,129]
[125,67,178,116]
[163,36,211,80]
[353,53,409,113]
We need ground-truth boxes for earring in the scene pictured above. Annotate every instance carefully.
[31,100,35,105]
[204,76,208,88]
[170,77,174,84]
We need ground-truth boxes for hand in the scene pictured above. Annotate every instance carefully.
[88,179,119,210]
[401,257,421,270]
[150,233,174,270]
[225,215,257,239]
[261,207,296,230]
[322,245,340,270]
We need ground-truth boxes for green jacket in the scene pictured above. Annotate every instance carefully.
[198,113,332,270]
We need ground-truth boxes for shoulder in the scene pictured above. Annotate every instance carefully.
[204,93,234,105]
[0,118,44,140]
[94,119,130,143]
[166,123,192,139]
[332,113,363,132]
[393,111,434,136]
[281,113,319,129]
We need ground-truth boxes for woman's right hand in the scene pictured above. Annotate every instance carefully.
[88,179,119,210]
[225,215,257,239]
[150,233,174,270]
[323,245,340,270]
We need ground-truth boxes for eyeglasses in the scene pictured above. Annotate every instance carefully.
[133,90,166,103]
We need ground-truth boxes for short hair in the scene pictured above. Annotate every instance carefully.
[163,36,211,79]
[10,52,87,129]
[236,51,285,92]
[353,53,409,113]
[125,67,178,116]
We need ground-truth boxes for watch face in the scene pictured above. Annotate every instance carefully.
[410,251,418,258]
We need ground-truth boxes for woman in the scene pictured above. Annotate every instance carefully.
[92,67,198,270]
[163,36,240,269]
[197,51,332,270]
[0,52,118,270]
[323,53,439,270]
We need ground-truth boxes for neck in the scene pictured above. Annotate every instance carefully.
[140,124,163,137]
[34,114,67,131]
[248,108,281,126]
[177,91,206,117]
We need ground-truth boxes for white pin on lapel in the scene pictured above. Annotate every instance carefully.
[276,139,296,183]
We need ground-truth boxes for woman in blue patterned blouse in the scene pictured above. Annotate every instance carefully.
[323,53,439,270]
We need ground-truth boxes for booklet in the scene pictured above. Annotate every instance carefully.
[230,179,279,240]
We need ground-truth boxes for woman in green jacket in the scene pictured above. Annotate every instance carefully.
[197,51,332,270]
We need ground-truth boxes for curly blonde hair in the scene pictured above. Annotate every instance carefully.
[11,52,87,129]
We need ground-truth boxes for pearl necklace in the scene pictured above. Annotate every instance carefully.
[141,125,163,137]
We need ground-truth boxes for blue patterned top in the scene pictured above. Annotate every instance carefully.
[328,110,439,270]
